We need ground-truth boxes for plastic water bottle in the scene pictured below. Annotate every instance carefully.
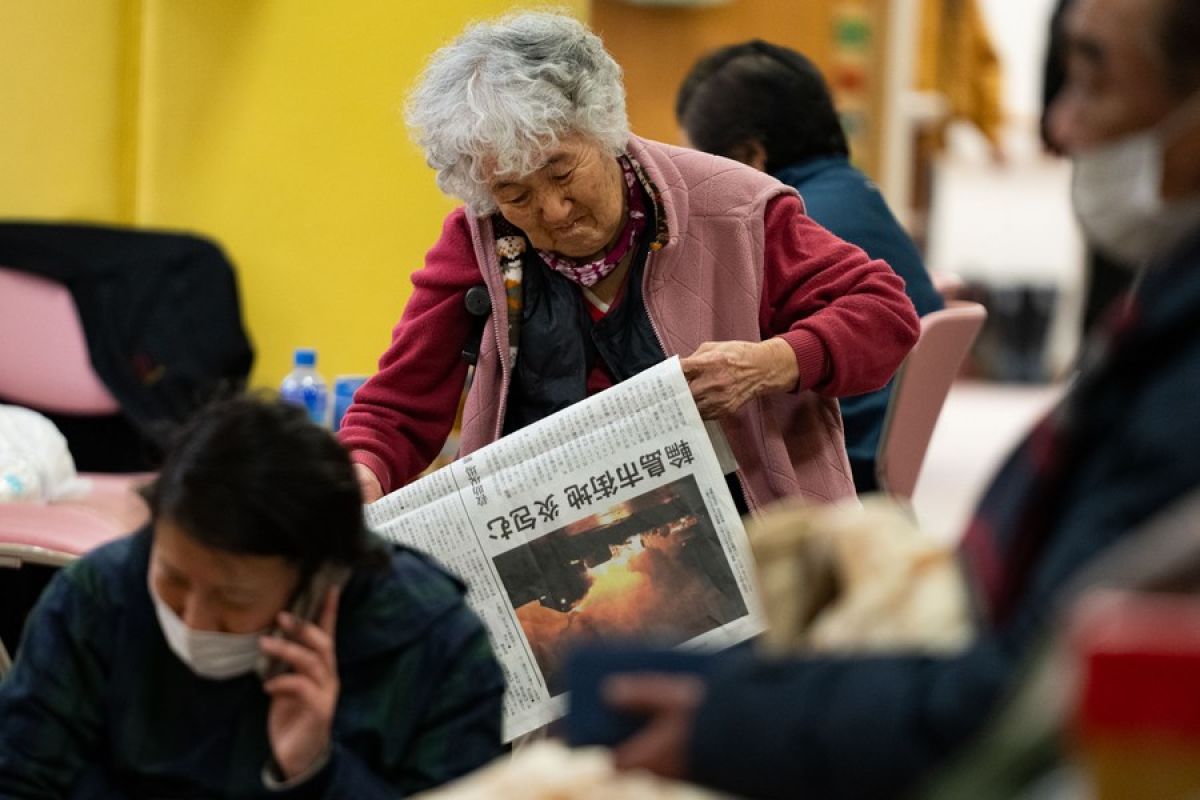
[280,348,329,427]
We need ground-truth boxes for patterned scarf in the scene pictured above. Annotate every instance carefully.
[492,217,526,364]
[960,230,1200,627]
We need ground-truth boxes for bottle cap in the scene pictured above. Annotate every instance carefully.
[293,348,316,367]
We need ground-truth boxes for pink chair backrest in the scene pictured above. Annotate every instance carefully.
[0,266,120,415]
[876,300,988,499]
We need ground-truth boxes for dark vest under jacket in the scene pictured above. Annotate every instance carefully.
[502,234,661,436]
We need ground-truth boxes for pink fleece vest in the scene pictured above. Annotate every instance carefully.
[460,136,855,513]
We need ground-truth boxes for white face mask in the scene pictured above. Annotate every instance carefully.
[150,582,263,680]
[1072,90,1200,268]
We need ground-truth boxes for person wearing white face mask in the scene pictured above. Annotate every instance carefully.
[1040,0,1137,335]
[588,2,1200,798]
[1048,0,1200,273]
[0,396,504,798]
[1068,87,1200,268]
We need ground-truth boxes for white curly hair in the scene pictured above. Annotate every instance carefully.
[405,11,630,215]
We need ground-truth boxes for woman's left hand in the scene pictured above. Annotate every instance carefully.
[261,586,341,781]
[680,339,799,419]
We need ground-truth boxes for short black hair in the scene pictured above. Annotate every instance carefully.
[676,40,848,172]
[142,394,381,573]
[1160,0,1200,95]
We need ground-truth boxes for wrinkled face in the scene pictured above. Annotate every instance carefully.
[488,133,627,260]
[149,518,300,634]
[1046,0,1200,198]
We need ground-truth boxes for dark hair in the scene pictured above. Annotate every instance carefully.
[1160,0,1200,95]
[142,394,382,573]
[676,40,848,172]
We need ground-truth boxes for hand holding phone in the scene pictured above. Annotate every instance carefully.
[258,563,350,681]
[259,563,350,781]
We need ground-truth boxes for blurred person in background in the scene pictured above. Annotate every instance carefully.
[0,396,503,798]
[602,0,1200,796]
[677,41,943,494]
[337,12,920,514]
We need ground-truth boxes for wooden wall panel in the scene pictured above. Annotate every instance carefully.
[591,0,889,179]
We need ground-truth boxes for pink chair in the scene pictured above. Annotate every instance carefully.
[0,267,121,415]
[0,471,151,567]
[0,269,151,553]
[930,270,968,304]
[875,300,988,499]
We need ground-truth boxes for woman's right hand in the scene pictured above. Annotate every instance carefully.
[261,586,342,782]
[353,463,384,504]
[680,338,799,419]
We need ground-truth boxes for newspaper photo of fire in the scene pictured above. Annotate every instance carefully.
[493,475,747,697]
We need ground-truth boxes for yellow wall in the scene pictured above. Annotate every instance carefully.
[139,0,589,387]
[0,1,140,221]
[2,0,585,388]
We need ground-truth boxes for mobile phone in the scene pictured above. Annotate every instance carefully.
[257,563,351,681]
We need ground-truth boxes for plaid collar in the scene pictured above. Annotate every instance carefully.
[961,226,1200,626]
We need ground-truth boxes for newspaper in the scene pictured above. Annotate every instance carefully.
[365,358,765,741]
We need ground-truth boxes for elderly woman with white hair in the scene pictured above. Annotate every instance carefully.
[338,12,919,514]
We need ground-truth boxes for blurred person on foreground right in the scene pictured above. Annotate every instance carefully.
[598,0,1200,797]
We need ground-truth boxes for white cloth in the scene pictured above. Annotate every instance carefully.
[0,404,89,503]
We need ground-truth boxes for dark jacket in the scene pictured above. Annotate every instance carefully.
[774,157,943,493]
[503,228,660,435]
[688,229,1200,799]
[0,530,505,798]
